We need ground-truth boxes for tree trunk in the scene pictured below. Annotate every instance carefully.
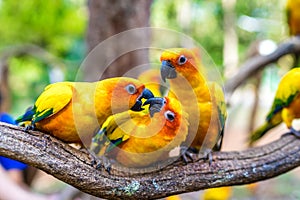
[222,0,238,79]
[0,61,10,112]
[84,0,152,81]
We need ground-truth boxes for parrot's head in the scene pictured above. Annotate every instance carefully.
[144,96,188,136]
[108,78,154,112]
[160,48,199,82]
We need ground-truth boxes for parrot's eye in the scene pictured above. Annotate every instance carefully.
[165,111,175,121]
[125,84,137,94]
[178,55,187,65]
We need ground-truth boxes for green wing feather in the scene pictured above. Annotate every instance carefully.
[266,68,300,121]
[208,82,227,151]
[250,68,300,144]
[90,111,133,155]
[17,82,73,124]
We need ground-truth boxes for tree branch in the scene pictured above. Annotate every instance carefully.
[224,37,300,95]
[0,44,66,69]
[0,122,299,199]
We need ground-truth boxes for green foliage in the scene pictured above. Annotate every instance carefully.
[151,0,224,67]
[0,0,87,115]
[151,0,287,68]
[0,0,86,56]
[0,0,289,116]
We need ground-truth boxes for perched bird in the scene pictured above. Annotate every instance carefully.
[286,0,300,36]
[250,68,300,144]
[160,48,227,156]
[90,96,189,168]
[16,77,154,145]
[286,0,300,67]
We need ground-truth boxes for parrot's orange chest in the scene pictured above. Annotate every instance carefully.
[284,93,300,119]
[36,100,104,144]
[35,102,80,142]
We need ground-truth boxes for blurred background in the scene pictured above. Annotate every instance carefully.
[0,0,299,199]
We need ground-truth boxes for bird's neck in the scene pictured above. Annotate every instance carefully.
[169,72,211,102]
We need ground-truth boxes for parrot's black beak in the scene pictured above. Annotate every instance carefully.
[161,60,177,82]
[130,88,154,111]
[143,97,166,117]
[139,88,154,100]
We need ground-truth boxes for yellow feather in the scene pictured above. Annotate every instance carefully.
[17,77,148,145]
[35,82,73,116]
[251,68,300,143]
[286,0,300,36]
[160,48,227,151]
[92,97,189,167]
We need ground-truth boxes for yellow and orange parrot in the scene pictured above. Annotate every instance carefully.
[160,48,227,158]
[286,0,300,67]
[90,96,189,168]
[16,77,154,145]
[250,68,300,144]
[286,0,300,36]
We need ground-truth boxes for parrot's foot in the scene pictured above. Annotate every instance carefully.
[282,127,300,138]
[199,148,213,166]
[90,154,112,174]
[79,146,90,154]
[290,127,300,138]
[180,146,198,163]
[24,123,35,131]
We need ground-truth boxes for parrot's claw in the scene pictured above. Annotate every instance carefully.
[24,123,35,131]
[91,155,112,174]
[180,146,198,163]
[199,148,213,166]
[282,127,300,138]
[291,127,300,137]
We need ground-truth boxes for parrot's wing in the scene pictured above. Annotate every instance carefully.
[266,92,299,121]
[208,82,227,151]
[266,69,300,121]
[33,82,73,123]
[16,106,36,123]
[249,69,300,144]
[91,111,134,155]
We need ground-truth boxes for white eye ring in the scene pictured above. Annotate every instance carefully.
[125,84,137,94]
[177,55,187,65]
[164,110,175,121]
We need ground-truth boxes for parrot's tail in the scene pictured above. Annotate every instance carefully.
[15,106,35,124]
[249,123,277,146]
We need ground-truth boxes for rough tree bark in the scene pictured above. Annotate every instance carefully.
[0,61,10,112]
[0,123,299,199]
[84,0,152,81]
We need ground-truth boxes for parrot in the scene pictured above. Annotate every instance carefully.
[160,48,227,160]
[250,68,300,144]
[286,0,300,67]
[16,77,154,146]
[90,96,189,168]
[286,0,300,36]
